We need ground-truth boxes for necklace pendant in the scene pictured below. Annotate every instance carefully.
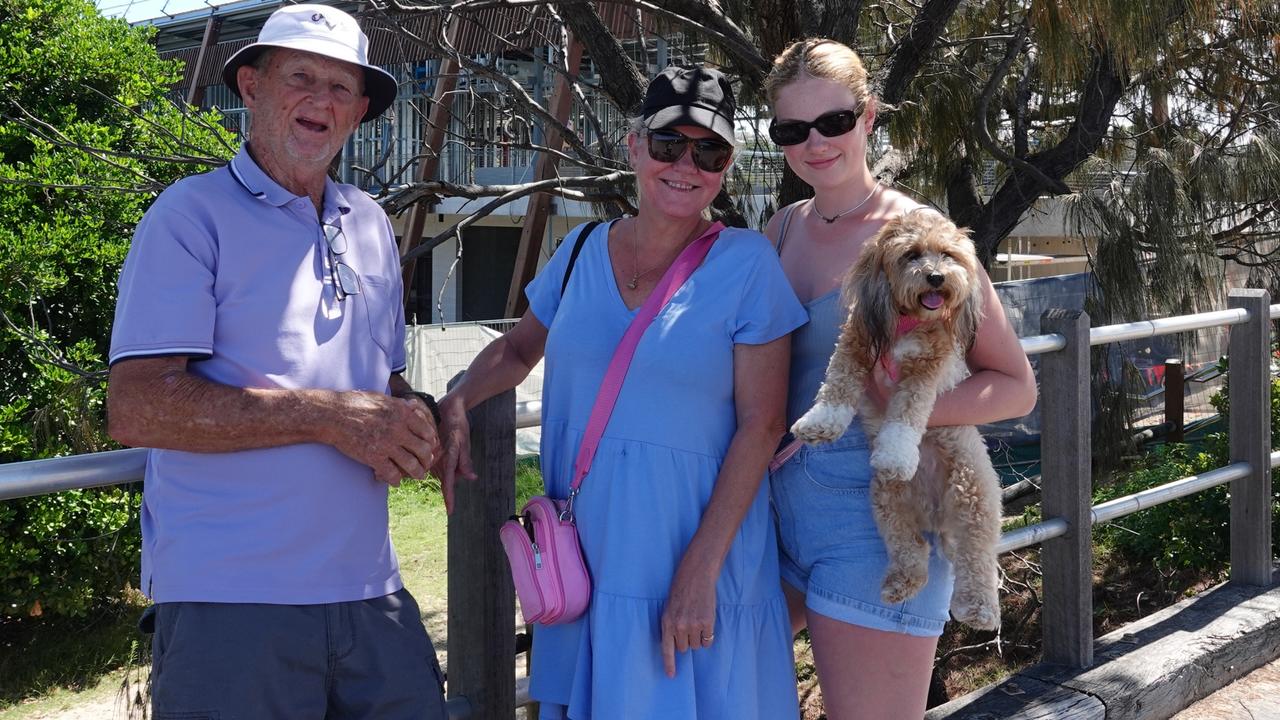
[627,278,638,290]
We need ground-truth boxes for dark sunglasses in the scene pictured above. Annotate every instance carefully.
[323,223,361,301]
[646,130,734,173]
[768,106,864,146]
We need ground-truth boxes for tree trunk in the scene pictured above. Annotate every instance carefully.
[564,2,646,115]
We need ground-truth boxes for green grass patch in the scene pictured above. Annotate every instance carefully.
[0,595,149,717]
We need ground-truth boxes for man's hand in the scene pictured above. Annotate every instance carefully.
[328,391,439,486]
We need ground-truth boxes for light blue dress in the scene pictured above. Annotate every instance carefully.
[525,220,808,720]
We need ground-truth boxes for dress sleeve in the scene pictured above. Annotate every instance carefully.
[109,199,218,364]
[525,221,596,329]
[732,244,808,345]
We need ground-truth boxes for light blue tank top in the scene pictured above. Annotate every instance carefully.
[786,288,843,425]
[775,205,860,433]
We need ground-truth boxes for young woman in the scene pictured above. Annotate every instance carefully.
[763,39,1038,719]
[437,66,805,719]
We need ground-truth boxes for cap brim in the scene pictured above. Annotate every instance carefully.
[644,105,735,145]
[221,42,397,123]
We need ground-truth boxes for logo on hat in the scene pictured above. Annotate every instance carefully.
[309,12,335,30]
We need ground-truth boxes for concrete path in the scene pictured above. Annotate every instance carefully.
[1171,657,1280,720]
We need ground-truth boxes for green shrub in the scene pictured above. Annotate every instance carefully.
[1094,371,1280,574]
[0,487,140,618]
[0,0,232,620]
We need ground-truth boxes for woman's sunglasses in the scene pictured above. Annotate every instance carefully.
[768,107,863,147]
[646,130,734,173]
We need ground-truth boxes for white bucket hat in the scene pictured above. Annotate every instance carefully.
[221,4,397,123]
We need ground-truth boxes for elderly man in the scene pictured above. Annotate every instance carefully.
[107,5,447,718]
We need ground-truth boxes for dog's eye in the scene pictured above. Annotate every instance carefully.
[941,251,954,260]
[904,251,921,262]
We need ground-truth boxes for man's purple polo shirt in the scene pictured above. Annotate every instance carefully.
[109,146,407,604]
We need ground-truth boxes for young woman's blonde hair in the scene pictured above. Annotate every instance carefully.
[763,39,873,110]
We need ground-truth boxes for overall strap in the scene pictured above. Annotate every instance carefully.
[567,221,725,500]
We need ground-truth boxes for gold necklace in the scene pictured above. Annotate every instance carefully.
[812,180,881,224]
[627,220,705,290]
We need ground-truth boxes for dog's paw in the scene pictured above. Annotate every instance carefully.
[881,566,928,604]
[951,589,1001,631]
[792,403,854,444]
[870,422,922,477]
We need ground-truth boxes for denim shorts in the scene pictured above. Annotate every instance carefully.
[770,426,954,637]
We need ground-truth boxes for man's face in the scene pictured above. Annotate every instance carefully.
[238,48,371,169]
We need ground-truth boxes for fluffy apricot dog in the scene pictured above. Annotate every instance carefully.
[791,209,1002,630]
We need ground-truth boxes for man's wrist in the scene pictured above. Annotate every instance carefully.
[406,391,442,426]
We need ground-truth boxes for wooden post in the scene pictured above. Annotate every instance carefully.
[184,15,223,108]
[447,383,516,718]
[1164,358,1184,443]
[504,37,586,318]
[401,27,462,310]
[1039,308,1094,668]
[1228,289,1273,586]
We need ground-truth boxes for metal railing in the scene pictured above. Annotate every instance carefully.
[2,290,1276,716]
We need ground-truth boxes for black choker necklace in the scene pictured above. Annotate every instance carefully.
[813,181,881,224]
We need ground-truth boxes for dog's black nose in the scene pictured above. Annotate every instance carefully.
[926,272,944,287]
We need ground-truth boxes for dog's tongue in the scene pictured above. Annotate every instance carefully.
[921,291,944,310]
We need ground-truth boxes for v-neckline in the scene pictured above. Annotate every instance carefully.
[603,219,645,315]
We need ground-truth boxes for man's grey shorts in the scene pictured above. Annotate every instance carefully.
[142,588,448,720]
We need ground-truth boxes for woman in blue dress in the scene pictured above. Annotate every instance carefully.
[437,66,807,719]
[762,40,1038,719]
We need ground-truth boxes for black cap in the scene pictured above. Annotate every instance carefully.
[641,66,736,145]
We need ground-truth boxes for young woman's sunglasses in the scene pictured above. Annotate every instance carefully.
[646,130,734,173]
[768,107,863,146]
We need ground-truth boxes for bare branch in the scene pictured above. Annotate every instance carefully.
[973,21,1070,194]
[397,171,630,263]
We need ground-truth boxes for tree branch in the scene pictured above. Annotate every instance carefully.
[560,0,647,115]
[396,171,630,263]
[878,0,965,111]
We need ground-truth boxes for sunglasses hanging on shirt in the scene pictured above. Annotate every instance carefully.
[323,223,361,301]
[768,106,864,147]
[645,130,734,173]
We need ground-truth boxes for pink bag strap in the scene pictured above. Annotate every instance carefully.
[562,221,724,517]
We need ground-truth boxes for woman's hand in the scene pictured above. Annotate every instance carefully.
[660,555,719,678]
[434,394,477,514]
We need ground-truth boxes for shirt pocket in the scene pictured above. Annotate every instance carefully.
[359,274,397,358]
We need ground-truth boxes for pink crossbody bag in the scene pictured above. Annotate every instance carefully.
[499,221,723,625]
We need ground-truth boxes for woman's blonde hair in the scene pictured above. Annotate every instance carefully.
[763,39,872,109]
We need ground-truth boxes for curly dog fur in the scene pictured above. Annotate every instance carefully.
[791,209,1003,631]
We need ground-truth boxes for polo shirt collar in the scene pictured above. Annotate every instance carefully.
[227,144,354,221]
